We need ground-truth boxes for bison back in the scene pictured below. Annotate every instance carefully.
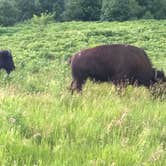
[71,44,154,86]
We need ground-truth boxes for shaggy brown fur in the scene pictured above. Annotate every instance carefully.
[0,50,15,74]
[69,44,166,93]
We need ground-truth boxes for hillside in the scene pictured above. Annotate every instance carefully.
[0,19,166,165]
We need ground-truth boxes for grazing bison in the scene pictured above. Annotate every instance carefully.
[68,44,166,93]
[0,50,15,74]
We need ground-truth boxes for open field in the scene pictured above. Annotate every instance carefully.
[0,19,166,165]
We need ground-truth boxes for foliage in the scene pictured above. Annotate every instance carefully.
[0,19,166,165]
[0,0,20,26]
[101,0,142,21]
[39,0,64,20]
[62,0,102,21]
[0,0,166,26]
[16,0,41,21]
[30,13,55,31]
[137,0,166,19]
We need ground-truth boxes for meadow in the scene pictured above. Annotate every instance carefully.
[0,18,166,165]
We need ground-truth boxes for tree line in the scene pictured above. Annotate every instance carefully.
[0,0,166,26]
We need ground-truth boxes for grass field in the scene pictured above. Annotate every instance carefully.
[0,18,166,165]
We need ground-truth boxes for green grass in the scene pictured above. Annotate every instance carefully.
[0,19,166,165]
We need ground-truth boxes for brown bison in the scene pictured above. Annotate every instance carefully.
[0,50,15,74]
[68,44,166,93]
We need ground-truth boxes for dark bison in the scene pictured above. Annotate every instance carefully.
[69,44,166,93]
[0,50,15,74]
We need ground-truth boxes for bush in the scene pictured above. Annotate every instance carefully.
[30,13,55,31]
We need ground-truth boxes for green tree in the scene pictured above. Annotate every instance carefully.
[62,0,102,21]
[101,0,142,21]
[153,0,166,19]
[136,0,166,19]
[16,0,41,21]
[39,0,64,20]
[54,0,65,20]
[17,0,64,21]
[0,0,20,26]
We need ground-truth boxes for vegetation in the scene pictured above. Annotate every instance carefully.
[0,0,166,26]
[0,18,166,165]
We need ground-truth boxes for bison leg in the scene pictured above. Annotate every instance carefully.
[70,79,84,94]
[111,75,129,95]
[114,80,127,96]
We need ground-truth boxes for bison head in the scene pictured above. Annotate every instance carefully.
[153,68,166,83]
[0,50,15,74]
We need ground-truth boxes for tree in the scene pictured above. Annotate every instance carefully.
[16,0,41,21]
[145,0,166,19]
[100,0,142,21]
[0,0,20,26]
[39,0,64,16]
[50,0,64,20]
[16,0,65,22]
[152,0,166,19]
[136,0,166,19]
[62,0,102,21]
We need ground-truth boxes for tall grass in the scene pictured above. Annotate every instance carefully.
[0,19,165,165]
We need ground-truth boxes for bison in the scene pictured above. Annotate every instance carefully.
[0,50,15,74]
[68,44,166,93]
